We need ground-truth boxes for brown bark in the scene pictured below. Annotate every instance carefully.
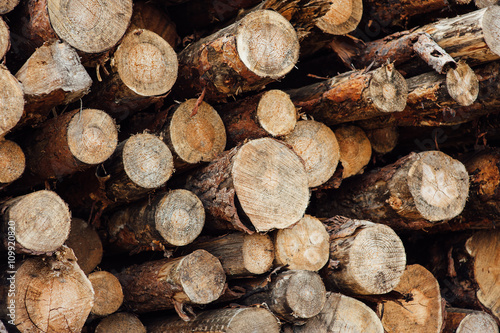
[85,28,178,121]
[0,17,9,60]
[0,66,23,138]
[185,138,310,233]
[107,189,205,254]
[443,308,499,333]
[117,249,226,314]
[287,63,408,126]
[1,190,71,255]
[0,140,25,188]
[95,313,146,333]
[175,9,299,102]
[64,218,103,275]
[321,216,406,295]
[89,271,124,317]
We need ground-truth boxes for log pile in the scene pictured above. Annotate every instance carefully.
[0,0,499,332]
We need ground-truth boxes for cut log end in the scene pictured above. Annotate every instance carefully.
[123,133,174,189]
[89,271,124,316]
[65,218,103,275]
[335,125,372,178]
[369,64,408,113]
[95,313,146,333]
[483,6,500,57]
[156,189,205,246]
[456,312,499,333]
[285,120,340,188]
[7,190,71,253]
[232,138,310,232]
[407,151,469,221]
[236,10,299,79]
[446,62,479,106]
[0,140,25,184]
[475,0,499,8]
[365,126,399,154]
[315,0,363,35]
[47,0,133,54]
[280,270,327,319]
[115,29,178,96]
[274,215,330,271]
[242,233,275,274]
[67,109,118,165]
[257,89,297,137]
[0,17,9,60]
[0,0,19,14]
[168,99,226,164]
[0,67,24,137]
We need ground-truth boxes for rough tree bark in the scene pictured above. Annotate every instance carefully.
[88,271,124,317]
[64,218,103,275]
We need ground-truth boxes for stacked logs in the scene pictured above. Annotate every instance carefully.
[0,0,499,333]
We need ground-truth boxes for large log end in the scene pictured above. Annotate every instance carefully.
[315,0,363,35]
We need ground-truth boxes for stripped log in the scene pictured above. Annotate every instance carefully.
[148,307,280,333]
[95,313,146,333]
[186,138,310,233]
[413,33,457,74]
[107,189,205,253]
[86,29,178,120]
[89,271,124,317]
[274,214,330,271]
[117,249,226,314]
[65,218,103,275]
[23,108,117,180]
[219,89,297,147]
[0,17,9,60]
[378,264,444,333]
[175,9,299,102]
[321,216,406,295]
[0,66,24,138]
[443,309,499,333]
[1,190,71,255]
[15,41,92,128]
[0,0,19,13]
[287,63,408,126]
[0,140,25,189]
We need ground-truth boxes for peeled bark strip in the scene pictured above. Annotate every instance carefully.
[243,270,326,323]
[186,138,310,233]
[158,99,226,170]
[0,0,19,13]
[89,271,124,317]
[86,29,178,120]
[444,308,499,333]
[219,89,297,147]
[176,9,299,102]
[287,63,408,126]
[148,307,280,333]
[7,247,94,333]
[291,292,384,332]
[0,140,25,187]
[189,232,274,277]
[1,190,71,254]
[328,151,469,230]
[315,0,362,35]
[465,231,500,321]
[0,17,9,60]
[24,108,117,180]
[0,66,24,137]
[108,189,205,253]
[413,33,456,74]
[284,120,340,188]
[117,249,226,313]
[274,214,330,271]
[64,218,103,275]
[100,133,174,203]
[321,217,406,295]
[15,41,92,127]
[365,126,398,154]
[95,313,146,333]
[378,264,444,333]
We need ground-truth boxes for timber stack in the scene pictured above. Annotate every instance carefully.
[0,0,500,332]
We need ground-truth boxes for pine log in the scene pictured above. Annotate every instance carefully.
[315,0,362,35]
[186,138,310,233]
[157,99,226,170]
[321,216,406,295]
[89,271,124,317]
[242,270,326,323]
[284,120,340,188]
[147,307,280,333]
[289,292,384,332]
[107,189,205,253]
[117,249,226,314]
[86,28,178,120]
[0,17,9,60]
[443,308,499,333]
[64,218,103,275]
[15,40,92,128]
[95,313,146,333]
[188,232,274,277]
[325,151,469,230]
[0,0,19,13]
[286,63,408,126]
[219,89,297,147]
[4,247,94,333]
[378,264,444,333]
[23,108,117,180]
[0,66,24,138]
[274,214,330,271]
[1,190,71,255]
[365,126,399,154]
[175,9,300,102]
[335,124,372,178]
[0,140,25,188]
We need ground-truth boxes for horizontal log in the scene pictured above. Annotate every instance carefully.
[365,125,399,154]
[89,271,124,317]
[64,218,103,275]
[0,66,23,138]
[0,140,25,188]
[443,308,499,333]
[0,17,9,60]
